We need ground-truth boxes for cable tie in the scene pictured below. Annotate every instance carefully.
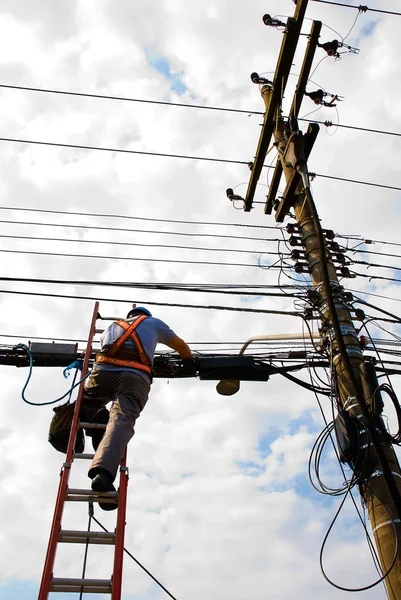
[372,518,401,535]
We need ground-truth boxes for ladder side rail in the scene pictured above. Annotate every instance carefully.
[112,450,129,600]
[38,301,99,600]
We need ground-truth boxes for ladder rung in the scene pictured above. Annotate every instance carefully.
[50,577,112,593]
[66,488,118,504]
[59,529,115,545]
[94,328,105,333]
[73,452,95,460]
[79,421,107,430]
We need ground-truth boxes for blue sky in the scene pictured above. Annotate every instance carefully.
[145,48,187,95]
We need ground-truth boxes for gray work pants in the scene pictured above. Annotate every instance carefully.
[80,368,150,481]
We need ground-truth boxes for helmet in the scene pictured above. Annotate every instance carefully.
[127,306,152,319]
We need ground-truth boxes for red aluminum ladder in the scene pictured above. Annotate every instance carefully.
[38,302,129,599]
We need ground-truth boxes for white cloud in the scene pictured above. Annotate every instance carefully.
[0,1,399,599]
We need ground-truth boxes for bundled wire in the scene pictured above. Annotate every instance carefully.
[16,344,89,406]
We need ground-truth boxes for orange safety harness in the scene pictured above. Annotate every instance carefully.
[96,315,152,375]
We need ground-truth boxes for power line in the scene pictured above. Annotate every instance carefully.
[348,288,401,304]
[1,136,400,193]
[0,233,286,258]
[338,234,401,249]
[0,83,263,116]
[310,172,401,192]
[2,207,401,258]
[311,0,401,16]
[0,135,249,167]
[300,117,401,138]
[0,288,301,316]
[0,276,299,298]
[0,247,279,269]
[0,218,273,243]
[2,83,400,139]
[0,205,279,230]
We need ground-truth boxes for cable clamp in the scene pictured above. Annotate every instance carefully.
[372,518,401,535]
[344,396,356,410]
[368,470,401,481]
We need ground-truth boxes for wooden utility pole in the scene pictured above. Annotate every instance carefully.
[241,0,401,596]
[270,114,401,598]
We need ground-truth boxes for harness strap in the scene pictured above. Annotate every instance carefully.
[95,354,152,374]
[106,315,150,366]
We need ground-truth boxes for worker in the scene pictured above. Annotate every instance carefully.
[80,304,192,510]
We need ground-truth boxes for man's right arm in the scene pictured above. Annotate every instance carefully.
[165,335,193,359]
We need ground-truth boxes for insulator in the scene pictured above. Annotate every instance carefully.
[354,309,365,321]
[248,161,254,171]
[289,235,302,247]
[343,292,353,303]
[328,241,340,252]
[291,249,302,260]
[294,262,305,274]
[305,89,325,105]
[286,223,298,234]
[318,40,340,57]
[306,289,319,304]
[335,253,346,264]
[250,72,273,85]
[323,229,335,240]
[338,266,351,277]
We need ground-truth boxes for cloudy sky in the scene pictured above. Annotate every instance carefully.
[0,1,400,599]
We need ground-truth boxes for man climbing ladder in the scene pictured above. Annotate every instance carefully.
[80,304,192,509]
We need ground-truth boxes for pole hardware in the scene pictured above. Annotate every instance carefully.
[226,188,244,204]
[250,72,273,86]
[305,89,343,107]
[262,14,286,28]
[317,39,360,58]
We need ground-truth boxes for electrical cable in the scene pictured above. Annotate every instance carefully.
[0,233,287,258]
[338,234,401,248]
[0,136,400,192]
[300,117,401,138]
[373,383,401,445]
[348,256,401,273]
[0,289,302,316]
[353,297,401,324]
[0,276,301,299]
[0,135,254,167]
[2,83,400,139]
[0,247,283,270]
[91,515,178,600]
[311,0,401,16]
[15,344,89,406]
[0,205,280,230]
[319,485,398,592]
[0,83,262,117]
[0,217,277,243]
[352,247,401,261]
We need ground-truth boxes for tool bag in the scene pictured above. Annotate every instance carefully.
[48,401,85,454]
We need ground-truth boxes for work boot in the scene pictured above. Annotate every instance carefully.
[91,469,118,511]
